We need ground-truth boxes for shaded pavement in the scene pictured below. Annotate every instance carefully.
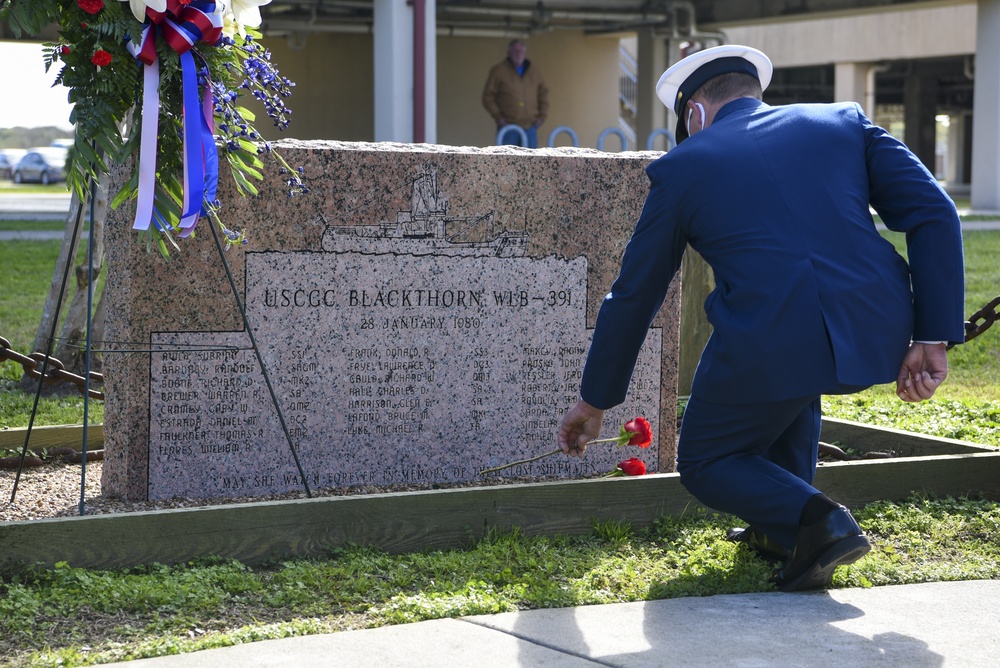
[99,580,1000,667]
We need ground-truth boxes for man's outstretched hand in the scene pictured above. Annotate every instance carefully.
[896,342,949,402]
[558,400,605,458]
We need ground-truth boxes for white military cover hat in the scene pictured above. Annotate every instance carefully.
[656,44,773,143]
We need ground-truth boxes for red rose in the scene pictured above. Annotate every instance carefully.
[618,457,646,476]
[91,49,112,67]
[77,0,104,14]
[61,46,71,55]
[623,417,653,448]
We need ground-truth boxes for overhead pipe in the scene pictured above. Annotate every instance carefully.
[264,1,684,32]
[264,18,375,33]
[267,17,590,36]
[436,5,669,23]
[268,0,379,10]
[268,1,669,25]
[661,1,727,45]
[436,25,533,38]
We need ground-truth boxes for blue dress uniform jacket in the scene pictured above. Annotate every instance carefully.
[581,98,965,409]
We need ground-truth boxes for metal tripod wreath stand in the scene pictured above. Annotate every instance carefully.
[5,169,314,515]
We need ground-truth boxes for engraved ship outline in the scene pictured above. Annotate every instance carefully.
[321,172,528,257]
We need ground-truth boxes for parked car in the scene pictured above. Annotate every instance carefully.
[11,147,68,184]
[0,148,26,180]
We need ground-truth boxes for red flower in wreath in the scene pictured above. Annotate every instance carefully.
[91,49,112,67]
[617,457,647,476]
[77,0,105,15]
[61,45,71,55]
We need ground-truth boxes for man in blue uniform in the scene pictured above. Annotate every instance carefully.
[557,45,965,591]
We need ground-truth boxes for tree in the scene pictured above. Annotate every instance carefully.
[0,126,74,150]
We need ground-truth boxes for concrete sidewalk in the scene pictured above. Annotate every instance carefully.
[100,580,1000,667]
[0,192,74,221]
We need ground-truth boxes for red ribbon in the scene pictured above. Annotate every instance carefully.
[135,0,223,65]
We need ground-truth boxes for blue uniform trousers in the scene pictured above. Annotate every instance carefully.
[676,394,829,550]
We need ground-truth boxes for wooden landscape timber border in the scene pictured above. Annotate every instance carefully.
[0,424,104,452]
[1,419,998,572]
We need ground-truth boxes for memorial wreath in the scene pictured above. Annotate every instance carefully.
[0,0,305,255]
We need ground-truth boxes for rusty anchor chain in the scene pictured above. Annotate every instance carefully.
[950,296,1000,349]
[0,336,104,400]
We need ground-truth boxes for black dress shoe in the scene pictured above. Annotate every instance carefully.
[772,505,871,592]
[726,526,791,561]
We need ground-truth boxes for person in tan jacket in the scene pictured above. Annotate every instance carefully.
[482,40,549,148]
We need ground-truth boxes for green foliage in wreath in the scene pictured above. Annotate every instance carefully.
[0,0,305,256]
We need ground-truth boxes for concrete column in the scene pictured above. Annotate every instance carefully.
[418,0,437,144]
[903,69,939,173]
[834,62,867,107]
[962,111,974,186]
[946,112,972,186]
[635,29,669,149]
[374,0,412,142]
[835,62,885,119]
[971,0,1000,210]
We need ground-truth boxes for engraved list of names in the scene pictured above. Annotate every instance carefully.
[148,252,662,500]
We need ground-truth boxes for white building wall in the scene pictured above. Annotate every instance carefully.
[716,3,977,66]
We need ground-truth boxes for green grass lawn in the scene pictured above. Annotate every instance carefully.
[0,182,70,195]
[0,219,66,232]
